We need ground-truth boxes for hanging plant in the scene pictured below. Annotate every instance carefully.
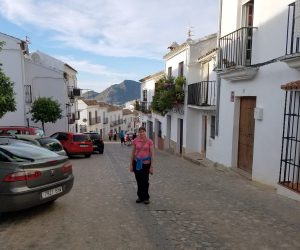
[152,75,185,115]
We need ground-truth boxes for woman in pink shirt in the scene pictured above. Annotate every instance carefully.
[130,127,154,204]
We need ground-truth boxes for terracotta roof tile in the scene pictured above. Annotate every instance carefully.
[281,80,300,90]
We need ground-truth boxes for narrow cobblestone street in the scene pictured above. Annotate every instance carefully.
[0,142,300,250]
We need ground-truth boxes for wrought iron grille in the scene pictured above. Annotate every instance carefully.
[279,90,300,193]
[188,81,216,107]
[24,85,32,103]
[218,27,256,69]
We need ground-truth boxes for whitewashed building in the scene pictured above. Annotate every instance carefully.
[162,35,217,155]
[0,33,31,126]
[185,34,218,157]
[77,99,109,138]
[0,33,79,136]
[139,71,164,147]
[211,0,300,200]
[122,109,139,133]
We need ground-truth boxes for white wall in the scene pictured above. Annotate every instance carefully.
[0,34,27,126]
[213,62,299,186]
[165,50,188,77]
[25,59,67,135]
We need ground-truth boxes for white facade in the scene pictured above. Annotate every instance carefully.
[211,0,300,200]
[77,99,108,138]
[0,33,28,126]
[0,33,78,136]
[139,72,164,147]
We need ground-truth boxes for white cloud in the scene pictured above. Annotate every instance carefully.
[54,55,138,91]
[0,0,219,58]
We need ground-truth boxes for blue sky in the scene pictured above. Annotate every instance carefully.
[0,0,219,92]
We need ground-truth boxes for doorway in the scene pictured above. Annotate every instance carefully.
[238,96,256,173]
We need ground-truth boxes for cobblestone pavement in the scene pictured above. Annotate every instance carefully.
[0,142,300,250]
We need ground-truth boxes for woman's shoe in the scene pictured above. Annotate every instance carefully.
[136,198,143,203]
[143,200,150,204]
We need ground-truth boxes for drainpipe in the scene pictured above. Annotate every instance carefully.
[216,0,223,136]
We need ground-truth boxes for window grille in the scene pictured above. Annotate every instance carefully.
[279,90,300,193]
[24,85,32,103]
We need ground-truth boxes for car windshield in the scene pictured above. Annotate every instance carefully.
[0,142,58,161]
[73,134,89,142]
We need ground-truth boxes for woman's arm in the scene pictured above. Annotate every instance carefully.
[149,143,154,174]
[129,144,136,172]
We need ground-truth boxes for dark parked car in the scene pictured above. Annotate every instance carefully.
[84,132,104,154]
[0,140,74,213]
[51,132,93,158]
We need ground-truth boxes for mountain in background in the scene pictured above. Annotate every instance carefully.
[82,80,141,105]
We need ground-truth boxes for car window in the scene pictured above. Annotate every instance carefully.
[56,133,68,140]
[73,134,89,142]
[35,129,45,137]
[0,142,59,160]
[0,152,10,162]
[88,134,100,140]
[38,138,63,151]
[7,129,19,135]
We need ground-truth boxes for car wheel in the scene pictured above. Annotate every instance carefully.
[85,154,91,158]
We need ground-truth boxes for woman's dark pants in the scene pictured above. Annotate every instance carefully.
[133,161,150,201]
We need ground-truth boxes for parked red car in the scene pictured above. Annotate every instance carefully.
[50,132,93,158]
[0,126,44,136]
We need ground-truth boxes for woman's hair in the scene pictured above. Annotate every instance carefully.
[138,127,146,132]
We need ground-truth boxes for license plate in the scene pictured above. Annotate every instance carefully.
[80,145,88,147]
[41,186,63,199]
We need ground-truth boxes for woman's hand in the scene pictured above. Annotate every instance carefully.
[149,166,154,175]
[129,164,134,172]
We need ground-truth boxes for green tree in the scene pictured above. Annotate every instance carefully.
[30,97,62,131]
[0,41,16,118]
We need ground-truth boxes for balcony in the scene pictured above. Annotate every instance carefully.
[68,113,75,124]
[217,27,258,81]
[281,2,300,70]
[110,119,123,127]
[89,117,97,125]
[188,81,216,109]
[103,117,108,124]
[136,101,152,114]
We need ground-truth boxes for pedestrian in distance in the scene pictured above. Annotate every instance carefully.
[108,131,112,141]
[129,126,154,205]
[119,130,125,146]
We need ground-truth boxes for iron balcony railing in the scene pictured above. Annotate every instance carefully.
[188,81,216,107]
[110,119,123,127]
[286,2,300,55]
[279,90,300,193]
[89,117,97,125]
[218,27,256,70]
[103,117,108,124]
[140,101,152,114]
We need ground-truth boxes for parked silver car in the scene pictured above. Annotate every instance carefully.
[4,135,67,156]
[0,140,74,213]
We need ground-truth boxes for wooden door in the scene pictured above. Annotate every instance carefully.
[238,97,256,173]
